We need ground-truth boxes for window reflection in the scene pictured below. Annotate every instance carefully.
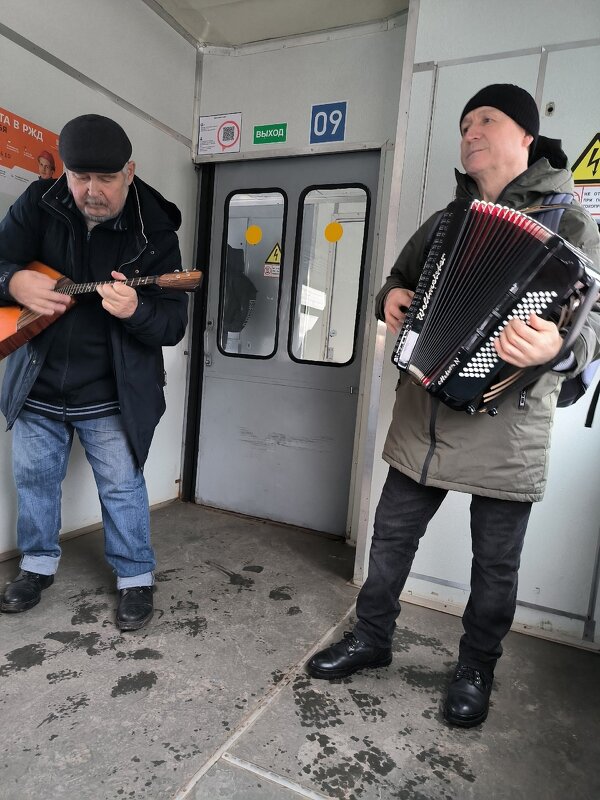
[291,187,368,364]
[219,192,285,357]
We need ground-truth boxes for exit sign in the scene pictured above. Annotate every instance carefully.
[253,123,287,145]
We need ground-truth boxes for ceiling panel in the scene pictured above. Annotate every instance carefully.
[149,0,409,46]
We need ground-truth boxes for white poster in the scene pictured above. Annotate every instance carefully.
[198,113,242,155]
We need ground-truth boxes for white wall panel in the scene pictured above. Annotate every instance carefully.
[0,0,196,138]
[415,0,600,64]
[198,25,405,153]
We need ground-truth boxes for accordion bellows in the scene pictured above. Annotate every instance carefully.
[392,199,600,414]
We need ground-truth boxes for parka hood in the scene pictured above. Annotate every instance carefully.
[454,157,575,209]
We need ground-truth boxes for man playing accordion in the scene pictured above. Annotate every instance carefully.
[307,84,600,727]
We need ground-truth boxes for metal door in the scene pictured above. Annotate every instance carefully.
[195,151,379,533]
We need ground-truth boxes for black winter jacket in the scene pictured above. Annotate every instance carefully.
[0,174,189,466]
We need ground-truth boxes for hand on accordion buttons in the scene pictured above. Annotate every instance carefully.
[494,314,563,368]
[384,288,415,334]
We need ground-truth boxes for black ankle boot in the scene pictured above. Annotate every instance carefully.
[0,570,54,613]
[443,663,492,727]
[307,632,392,679]
[116,586,154,631]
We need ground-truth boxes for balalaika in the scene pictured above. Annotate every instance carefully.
[392,199,600,415]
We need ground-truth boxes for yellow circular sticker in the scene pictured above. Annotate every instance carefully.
[324,221,343,242]
[245,225,263,245]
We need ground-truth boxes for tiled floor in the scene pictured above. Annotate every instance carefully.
[1,501,598,800]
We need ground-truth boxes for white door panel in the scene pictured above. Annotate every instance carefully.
[196,152,380,534]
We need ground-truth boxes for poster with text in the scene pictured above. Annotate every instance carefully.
[0,107,63,219]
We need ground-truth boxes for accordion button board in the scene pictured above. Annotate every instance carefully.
[392,199,600,414]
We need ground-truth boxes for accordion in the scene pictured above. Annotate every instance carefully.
[392,199,600,414]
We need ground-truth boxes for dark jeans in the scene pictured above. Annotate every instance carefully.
[354,467,532,677]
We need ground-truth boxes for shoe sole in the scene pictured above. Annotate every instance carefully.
[443,704,489,728]
[117,610,154,631]
[307,654,393,680]
[0,596,42,613]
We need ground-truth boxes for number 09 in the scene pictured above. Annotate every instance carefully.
[313,108,343,137]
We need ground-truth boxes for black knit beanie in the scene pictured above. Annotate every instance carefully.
[59,114,132,173]
[460,84,540,143]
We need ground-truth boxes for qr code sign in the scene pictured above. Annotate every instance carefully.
[222,125,235,142]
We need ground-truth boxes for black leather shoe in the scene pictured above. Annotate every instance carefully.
[307,632,392,679]
[116,586,154,631]
[443,663,492,727]
[0,570,54,613]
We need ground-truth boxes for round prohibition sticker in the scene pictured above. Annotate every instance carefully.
[217,119,240,151]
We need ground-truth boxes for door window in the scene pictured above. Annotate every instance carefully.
[219,190,285,358]
[290,186,369,364]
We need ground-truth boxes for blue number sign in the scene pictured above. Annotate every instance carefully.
[310,101,347,144]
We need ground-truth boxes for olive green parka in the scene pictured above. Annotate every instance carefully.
[376,158,600,502]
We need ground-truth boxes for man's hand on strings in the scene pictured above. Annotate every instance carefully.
[494,314,563,367]
[8,269,73,316]
[383,288,415,334]
[97,270,138,319]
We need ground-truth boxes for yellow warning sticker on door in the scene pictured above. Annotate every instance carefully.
[265,243,282,264]
[572,134,600,184]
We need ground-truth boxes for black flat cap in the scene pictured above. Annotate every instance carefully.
[59,114,132,173]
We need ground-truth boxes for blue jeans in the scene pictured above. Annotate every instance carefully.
[354,467,532,677]
[12,410,154,588]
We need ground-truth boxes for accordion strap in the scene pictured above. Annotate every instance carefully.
[521,203,575,214]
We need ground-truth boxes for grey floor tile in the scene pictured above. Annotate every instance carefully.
[0,503,356,800]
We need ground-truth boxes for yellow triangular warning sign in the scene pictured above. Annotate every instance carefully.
[572,134,600,184]
[265,243,282,264]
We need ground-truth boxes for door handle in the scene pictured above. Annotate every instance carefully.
[204,319,214,366]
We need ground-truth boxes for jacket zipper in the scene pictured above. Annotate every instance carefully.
[420,399,439,483]
[117,182,147,271]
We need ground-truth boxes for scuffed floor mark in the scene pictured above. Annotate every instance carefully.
[169,617,208,638]
[65,587,111,625]
[301,732,398,799]
[161,741,202,762]
[287,606,302,615]
[347,688,387,722]
[205,561,255,592]
[269,586,292,601]
[394,627,454,658]
[354,737,396,782]
[46,668,81,684]
[37,693,90,727]
[115,648,163,661]
[70,599,110,625]
[111,670,158,697]
[0,643,48,676]
[170,600,199,612]
[415,745,476,784]
[394,664,449,694]
[45,630,108,657]
[392,777,444,800]
[243,565,263,573]
[154,568,183,583]
[293,674,345,729]
[271,669,285,684]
